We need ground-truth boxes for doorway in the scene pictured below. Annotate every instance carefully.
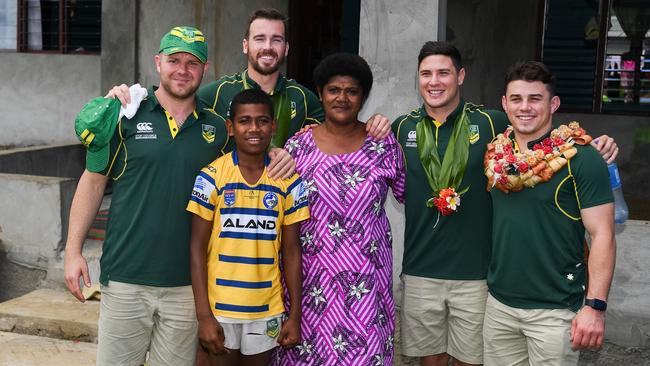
[287,0,361,92]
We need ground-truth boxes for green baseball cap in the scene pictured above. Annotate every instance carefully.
[74,97,121,172]
[159,26,208,63]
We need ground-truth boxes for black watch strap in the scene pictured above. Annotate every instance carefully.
[584,298,607,311]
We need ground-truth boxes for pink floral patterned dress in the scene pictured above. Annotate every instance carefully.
[275,129,406,366]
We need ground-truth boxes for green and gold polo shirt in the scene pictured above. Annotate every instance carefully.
[393,101,509,280]
[488,132,613,311]
[98,86,231,287]
[198,70,324,147]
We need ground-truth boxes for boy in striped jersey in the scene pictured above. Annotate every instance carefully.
[187,89,309,365]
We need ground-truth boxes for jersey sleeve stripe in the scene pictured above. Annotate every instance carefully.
[286,177,303,192]
[284,200,309,216]
[218,255,275,265]
[215,303,269,313]
[190,195,215,210]
[216,279,273,288]
[199,171,216,186]
[219,232,277,241]
[219,207,279,217]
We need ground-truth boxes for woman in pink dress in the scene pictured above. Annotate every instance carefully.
[276,53,406,365]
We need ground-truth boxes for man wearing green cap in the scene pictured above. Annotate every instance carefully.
[108,8,393,145]
[64,26,228,366]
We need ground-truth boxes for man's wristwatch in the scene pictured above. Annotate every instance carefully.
[584,298,607,311]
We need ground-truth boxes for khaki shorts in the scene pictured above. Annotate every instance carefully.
[483,294,579,366]
[219,315,283,355]
[97,281,198,366]
[400,275,488,364]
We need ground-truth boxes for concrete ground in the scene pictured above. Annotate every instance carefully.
[396,345,650,366]
[0,331,96,366]
[0,289,98,342]
[0,289,648,365]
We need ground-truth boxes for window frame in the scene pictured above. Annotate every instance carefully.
[16,0,100,55]
[540,0,648,116]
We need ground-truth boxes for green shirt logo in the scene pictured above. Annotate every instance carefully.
[202,124,216,143]
[469,124,480,144]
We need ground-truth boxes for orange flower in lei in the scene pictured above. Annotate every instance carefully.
[431,187,461,216]
[484,121,593,193]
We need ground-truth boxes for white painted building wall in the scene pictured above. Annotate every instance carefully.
[0,53,100,147]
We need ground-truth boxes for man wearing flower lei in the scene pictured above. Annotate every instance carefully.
[482,61,616,366]
[392,42,618,366]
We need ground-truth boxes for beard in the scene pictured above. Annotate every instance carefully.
[249,49,285,76]
[160,77,201,100]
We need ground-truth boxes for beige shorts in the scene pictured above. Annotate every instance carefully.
[97,281,197,366]
[219,315,284,355]
[400,275,488,364]
[483,294,579,366]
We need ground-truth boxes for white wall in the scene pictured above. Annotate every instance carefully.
[0,53,100,147]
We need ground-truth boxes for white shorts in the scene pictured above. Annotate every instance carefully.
[219,315,284,355]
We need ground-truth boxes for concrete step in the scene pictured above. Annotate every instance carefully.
[0,331,96,366]
[0,288,99,343]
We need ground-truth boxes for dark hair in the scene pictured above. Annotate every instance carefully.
[229,89,274,119]
[245,8,287,39]
[418,41,462,70]
[313,53,373,100]
[504,61,556,96]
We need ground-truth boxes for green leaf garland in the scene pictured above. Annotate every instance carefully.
[416,104,472,209]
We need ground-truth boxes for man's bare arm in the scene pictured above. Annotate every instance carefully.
[571,203,616,350]
[64,170,108,302]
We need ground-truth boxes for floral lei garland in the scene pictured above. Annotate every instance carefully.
[484,121,593,193]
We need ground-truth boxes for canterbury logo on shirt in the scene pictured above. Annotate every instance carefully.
[135,121,157,140]
[136,122,154,132]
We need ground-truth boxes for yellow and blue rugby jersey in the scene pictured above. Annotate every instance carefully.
[186,150,309,320]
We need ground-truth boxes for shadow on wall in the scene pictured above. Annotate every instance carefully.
[0,144,85,178]
[621,128,650,220]
[0,247,47,303]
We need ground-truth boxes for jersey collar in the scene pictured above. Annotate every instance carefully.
[418,99,465,126]
[241,69,288,95]
[231,149,271,167]
[147,85,207,119]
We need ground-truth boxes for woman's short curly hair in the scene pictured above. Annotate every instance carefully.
[313,53,373,100]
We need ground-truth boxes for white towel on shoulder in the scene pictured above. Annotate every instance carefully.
[118,84,148,119]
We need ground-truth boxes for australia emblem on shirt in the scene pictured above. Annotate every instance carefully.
[290,101,297,119]
[202,124,216,143]
[469,124,480,144]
